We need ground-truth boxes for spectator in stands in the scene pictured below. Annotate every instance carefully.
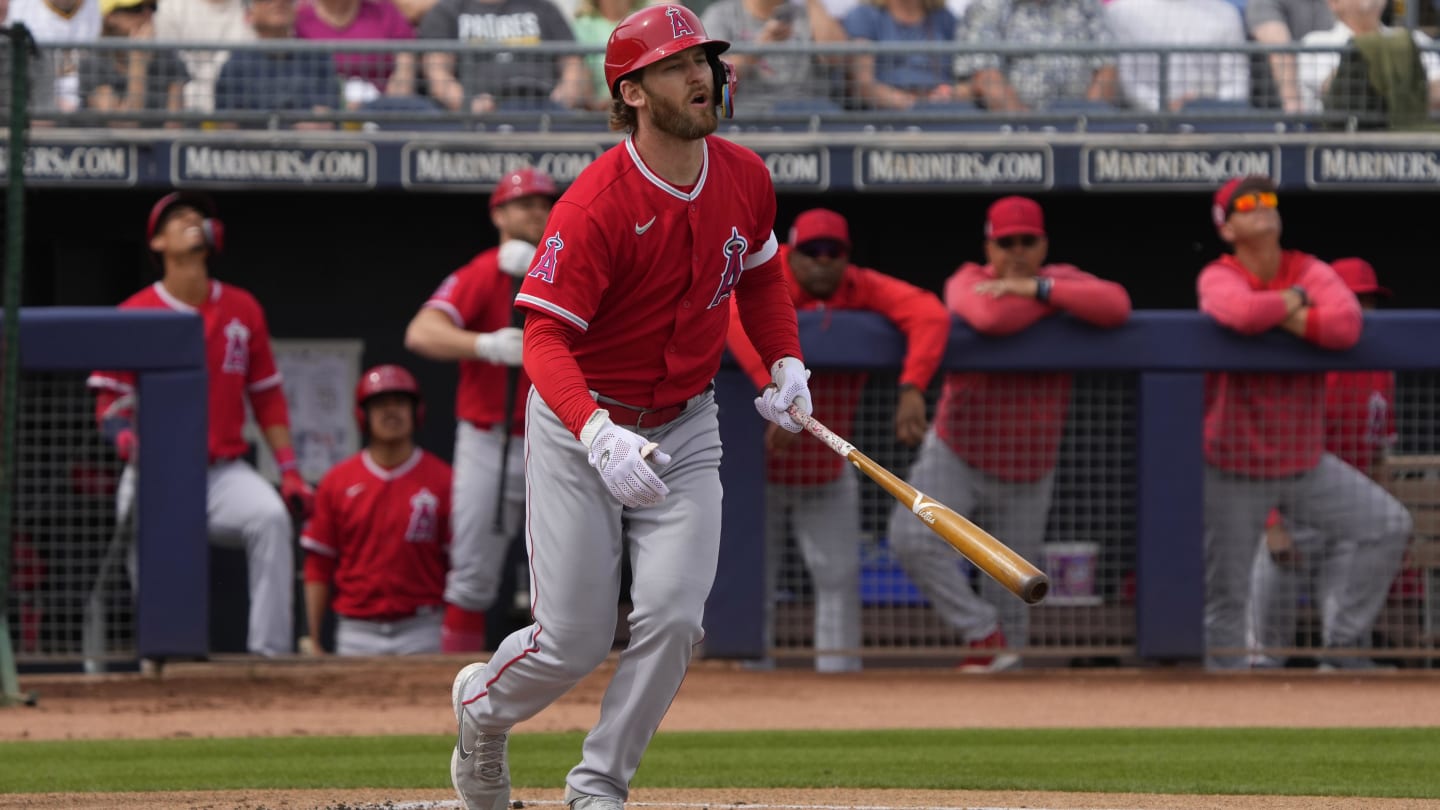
[89,192,314,658]
[1296,0,1440,115]
[215,0,341,128]
[2,0,64,115]
[79,0,189,123]
[819,0,972,30]
[887,196,1130,671]
[1106,0,1249,112]
[295,0,418,110]
[1247,257,1406,669]
[7,0,101,113]
[572,0,645,106]
[1198,176,1412,671]
[703,0,848,116]
[394,0,438,25]
[154,0,255,114]
[419,0,590,115]
[843,0,966,110]
[726,209,951,673]
[1245,0,1332,112]
[301,365,454,657]
[957,0,1120,113]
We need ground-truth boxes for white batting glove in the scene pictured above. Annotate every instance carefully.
[579,409,672,509]
[474,326,523,366]
[497,239,537,278]
[754,356,812,433]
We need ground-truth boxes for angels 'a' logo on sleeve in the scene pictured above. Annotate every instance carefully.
[222,318,251,374]
[666,5,695,37]
[707,226,749,309]
[527,232,564,284]
[404,487,440,542]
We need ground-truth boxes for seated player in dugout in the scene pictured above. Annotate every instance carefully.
[886,195,1131,672]
[726,207,950,673]
[88,191,314,658]
[300,364,454,656]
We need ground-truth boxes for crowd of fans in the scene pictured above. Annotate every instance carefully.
[4,0,1440,125]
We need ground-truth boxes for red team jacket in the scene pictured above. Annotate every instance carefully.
[88,281,285,463]
[1324,370,1396,472]
[424,248,531,433]
[726,245,950,485]
[515,136,801,437]
[936,262,1131,483]
[301,449,453,621]
[1198,251,1363,477]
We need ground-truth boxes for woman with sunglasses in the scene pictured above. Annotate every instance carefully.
[79,0,189,123]
[1198,174,1411,671]
[726,207,951,673]
[887,195,1131,672]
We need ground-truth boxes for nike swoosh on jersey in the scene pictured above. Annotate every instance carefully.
[346,484,365,498]
[635,216,657,235]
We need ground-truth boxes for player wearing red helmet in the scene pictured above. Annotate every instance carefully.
[88,192,314,657]
[448,7,806,810]
[299,364,453,656]
[406,167,559,654]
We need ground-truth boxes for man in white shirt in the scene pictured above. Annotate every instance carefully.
[154,0,256,112]
[7,0,101,112]
[1106,0,1248,112]
[1297,0,1440,113]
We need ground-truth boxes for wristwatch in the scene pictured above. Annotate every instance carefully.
[1290,285,1310,309]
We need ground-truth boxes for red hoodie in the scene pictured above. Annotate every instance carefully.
[1197,251,1362,477]
[727,245,950,485]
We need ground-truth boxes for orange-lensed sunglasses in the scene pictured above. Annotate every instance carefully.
[1230,191,1278,215]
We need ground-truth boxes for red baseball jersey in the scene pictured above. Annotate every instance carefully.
[87,281,282,462]
[515,135,801,436]
[423,248,530,432]
[301,448,453,620]
[935,262,1131,482]
[1198,251,1362,477]
[727,245,951,485]
[1325,370,1396,472]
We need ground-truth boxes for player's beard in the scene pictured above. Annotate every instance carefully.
[644,86,718,140]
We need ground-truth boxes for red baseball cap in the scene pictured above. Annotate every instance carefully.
[789,208,850,248]
[1330,257,1392,297]
[1212,175,1276,228]
[985,196,1045,240]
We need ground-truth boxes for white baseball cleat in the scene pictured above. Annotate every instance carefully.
[451,662,511,810]
[564,785,625,810]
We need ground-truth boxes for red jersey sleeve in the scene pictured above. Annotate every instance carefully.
[1045,264,1132,328]
[300,470,340,578]
[853,268,950,390]
[725,296,773,391]
[1295,258,1362,350]
[733,253,802,371]
[1197,259,1292,335]
[246,299,283,394]
[945,263,1047,336]
[523,313,597,439]
[514,199,611,334]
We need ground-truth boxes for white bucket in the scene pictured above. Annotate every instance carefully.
[1042,542,1102,606]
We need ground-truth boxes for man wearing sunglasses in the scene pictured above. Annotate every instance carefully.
[726,208,950,673]
[887,195,1131,672]
[1199,175,1411,670]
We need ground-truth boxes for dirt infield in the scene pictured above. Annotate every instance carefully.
[6,657,1440,809]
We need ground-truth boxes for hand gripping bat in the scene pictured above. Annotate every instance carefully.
[787,405,1049,604]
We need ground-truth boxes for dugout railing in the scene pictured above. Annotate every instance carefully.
[2,39,1437,133]
[709,310,1440,667]
[3,308,206,667]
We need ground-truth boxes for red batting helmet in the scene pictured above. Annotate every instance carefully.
[147,192,225,254]
[489,167,559,211]
[354,364,424,433]
[604,5,731,101]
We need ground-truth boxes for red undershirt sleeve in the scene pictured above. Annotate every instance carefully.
[523,313,600,440]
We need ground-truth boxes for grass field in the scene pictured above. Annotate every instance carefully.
[3,728,1437,798]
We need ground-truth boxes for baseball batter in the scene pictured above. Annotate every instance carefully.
[448,7,807,810]
[88,192,314,657]
[887,196,1130,671]
[1201,176,1411,670]
[405,168,559,653]
[1246,257,1405,668]
[300,365,453,656]
[726,208,950,674]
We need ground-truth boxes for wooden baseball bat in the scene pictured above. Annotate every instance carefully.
[787,406,1049,605]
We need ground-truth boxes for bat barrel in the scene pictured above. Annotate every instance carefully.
[1019,572,1050,605]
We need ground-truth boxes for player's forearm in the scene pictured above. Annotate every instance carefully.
[405,311,485,361]
[263,424,294,457]
[303,580,330,653]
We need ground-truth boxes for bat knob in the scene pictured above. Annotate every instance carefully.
[1020,574,1050,605]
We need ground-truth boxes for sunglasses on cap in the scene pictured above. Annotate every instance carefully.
[993,234,1040,250]
[796,240,847,259]
[1230,191,1278,215]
